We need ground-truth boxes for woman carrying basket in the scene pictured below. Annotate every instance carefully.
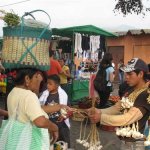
[0,68,58,150]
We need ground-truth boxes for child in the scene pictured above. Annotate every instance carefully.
[39,74,70,147]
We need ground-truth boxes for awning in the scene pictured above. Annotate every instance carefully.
[52,25,117,37]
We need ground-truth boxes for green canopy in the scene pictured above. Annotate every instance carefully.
[52,25,116,37]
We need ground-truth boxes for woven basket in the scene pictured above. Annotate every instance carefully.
[2,10,52,71]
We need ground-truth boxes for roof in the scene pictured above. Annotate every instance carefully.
[115,29,150,36]
[52,25,117,37]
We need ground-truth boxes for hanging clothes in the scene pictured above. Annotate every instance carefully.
[74,33,82,54]
[90,36,100,53]
[100,36,106,52]
[81,35,90,51]
[58,40,72,53]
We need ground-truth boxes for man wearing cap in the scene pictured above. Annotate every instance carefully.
[88,58,150,150]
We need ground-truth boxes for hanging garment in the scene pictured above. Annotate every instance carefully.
[90,36,100,53]
[74,33,82,53]
[100,36,106,52]
[81,35,90,51]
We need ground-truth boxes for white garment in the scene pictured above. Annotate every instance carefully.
[39,86,70,128]
[90,36,100,52]
[74,33,82,54]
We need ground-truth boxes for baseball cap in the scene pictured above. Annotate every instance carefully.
[121,58,149,73]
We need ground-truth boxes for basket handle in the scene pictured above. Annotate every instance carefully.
[18,9,51,66]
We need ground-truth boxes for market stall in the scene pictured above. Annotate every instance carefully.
[52,25,116,103]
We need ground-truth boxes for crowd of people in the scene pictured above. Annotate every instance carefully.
[0,50,149,150]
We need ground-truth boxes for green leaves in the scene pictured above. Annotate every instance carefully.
[3,12,20,26]
[0,10,20,26]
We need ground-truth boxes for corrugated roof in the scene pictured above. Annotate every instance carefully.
[142,29,150,34]
[129,30,143,35]
[114,29,150,36]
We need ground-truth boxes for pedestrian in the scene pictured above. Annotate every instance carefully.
[46,50,62,76]
[94,52,115,108]
[58,58,71,94]
[39,74,71,148]
[0,68,58,150]
[118,59,125,84]
[88,58,150,150]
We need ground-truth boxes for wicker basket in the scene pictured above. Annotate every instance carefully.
[2,10,52,71]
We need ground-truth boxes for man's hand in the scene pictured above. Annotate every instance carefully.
[87,108,101,124]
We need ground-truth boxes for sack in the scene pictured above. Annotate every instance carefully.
[93,67,109,92]
[0,118,50,150]
[54,141,68,150]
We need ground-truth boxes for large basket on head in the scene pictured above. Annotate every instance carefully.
[2,10,52,71]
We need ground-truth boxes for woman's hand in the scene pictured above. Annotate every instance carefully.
[49,123,59,144]
[50,131,59,144]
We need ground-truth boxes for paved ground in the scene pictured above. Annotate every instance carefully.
[70,84,121,150]
[0,83,122,150]
[70,119,121,150]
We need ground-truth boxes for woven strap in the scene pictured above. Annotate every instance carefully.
[18,9,51,65]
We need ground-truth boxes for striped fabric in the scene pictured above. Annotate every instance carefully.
[0,118,50,150]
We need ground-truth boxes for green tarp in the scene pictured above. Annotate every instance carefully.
[71,80,89,101]
[52,25,117,37]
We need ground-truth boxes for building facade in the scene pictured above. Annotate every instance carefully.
[106,29,150,80]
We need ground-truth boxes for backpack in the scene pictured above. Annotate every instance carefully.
[93,66,109,92]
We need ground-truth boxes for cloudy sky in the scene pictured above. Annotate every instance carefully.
[0,0,150,36]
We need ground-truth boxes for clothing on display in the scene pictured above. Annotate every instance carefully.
[81,35,90,51]
[50,40,58,51]
[58,40,72,53]
[90,36,100,53]
[75,33,82,53]
[100,36,106,52]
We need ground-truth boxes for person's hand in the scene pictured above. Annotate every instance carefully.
[50,131,59,144]
[87,108,101,124]
[60,104,73,112]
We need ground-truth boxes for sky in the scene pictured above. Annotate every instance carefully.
[0,0,150,36]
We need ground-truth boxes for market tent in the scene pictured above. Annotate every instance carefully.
[52,25,117,37]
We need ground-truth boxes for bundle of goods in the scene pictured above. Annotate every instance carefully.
[78,97,99,109]
[116,88,150,147]
[54,141,68,150]
[47,103,73,122]
[0,9,51,71]
[71,108,88,122]
[76,98,103,150]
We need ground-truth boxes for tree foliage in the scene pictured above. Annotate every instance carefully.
[114,0,149,15]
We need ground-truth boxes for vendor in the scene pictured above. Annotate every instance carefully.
[88,58,150,150]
